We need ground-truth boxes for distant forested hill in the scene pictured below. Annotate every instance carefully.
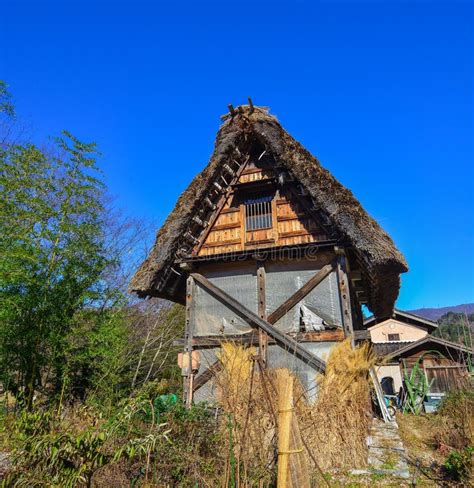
[433,311,473,348]
[408,304,474,348]
[409,303,474,321]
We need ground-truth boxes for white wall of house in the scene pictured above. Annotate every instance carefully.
[375,363,403,394]
[369,319,428,343]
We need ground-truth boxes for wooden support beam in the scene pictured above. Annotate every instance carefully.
[267,263,335,325]
[350,282,364,331]
[191,329,342,391]
[353,330,369,341]
[190,272,327,374]
[335,251,355,347]
[192,153,249,256]
[192,360,223,392]
[183,276,196,407]
[174,329,345,349]
[191,264,338,391]
[257,263,268,366]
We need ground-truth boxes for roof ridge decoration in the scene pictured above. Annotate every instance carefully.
[130,101,408,318]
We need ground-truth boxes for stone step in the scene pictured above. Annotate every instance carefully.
[363,419,410,479]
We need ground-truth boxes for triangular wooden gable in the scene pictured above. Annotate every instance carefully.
[193,148,334,257]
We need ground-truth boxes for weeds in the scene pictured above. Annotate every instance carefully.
[3,384,221,487]
[443,446,473,482]
[398,389,474,485]
[434,389,473,451]
[3,408,110,487]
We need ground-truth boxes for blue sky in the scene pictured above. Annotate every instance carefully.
[2,0,473,310]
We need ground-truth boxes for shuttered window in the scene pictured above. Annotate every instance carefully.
[245,195,273,231]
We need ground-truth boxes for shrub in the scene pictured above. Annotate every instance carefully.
[3,408,113,487]
[444,446,473,482]
[3,383,222,488]
[145,402,222,487]
[434,389,473,451]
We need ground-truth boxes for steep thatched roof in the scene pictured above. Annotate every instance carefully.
[130,106,408,318]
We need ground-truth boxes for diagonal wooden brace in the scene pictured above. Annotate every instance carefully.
[267,263,335,324]
[191,271,329,378]
[192,263,335,391]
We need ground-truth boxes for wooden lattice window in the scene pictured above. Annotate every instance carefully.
[388,333,400,342]
[245,195,273,231]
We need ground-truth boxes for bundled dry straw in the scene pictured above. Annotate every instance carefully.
[299,339,375,471]
[213,339,375,486]
[215,343,277,487]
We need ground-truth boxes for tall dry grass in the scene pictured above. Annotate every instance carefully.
[213,338,375,485]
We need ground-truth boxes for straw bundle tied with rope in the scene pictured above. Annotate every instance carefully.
[215,343,277,487]
[213,339,375,486]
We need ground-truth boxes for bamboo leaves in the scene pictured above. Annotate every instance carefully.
[0,108,109,406]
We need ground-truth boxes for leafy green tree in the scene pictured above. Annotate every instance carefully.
[0,80,15,120]
[64,308,129,405]
[0,82,179,413]
[0,88,110,407]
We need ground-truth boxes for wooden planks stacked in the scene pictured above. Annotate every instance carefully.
[198,204,242,255]
[197,170,327,256]
[275,191,327,246]
[238,166,274,184]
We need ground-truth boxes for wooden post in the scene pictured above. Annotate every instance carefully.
[277,369,293,488]
[183,275,196,408]
[350,285,364,334]
[335,248,355,347]
[257,263,268,366]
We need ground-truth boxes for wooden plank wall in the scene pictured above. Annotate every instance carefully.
[402,352,469,394]
[196,165,328,256]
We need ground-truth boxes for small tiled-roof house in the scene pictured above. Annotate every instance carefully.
[385,336,473,397]
[366,310,473,396]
